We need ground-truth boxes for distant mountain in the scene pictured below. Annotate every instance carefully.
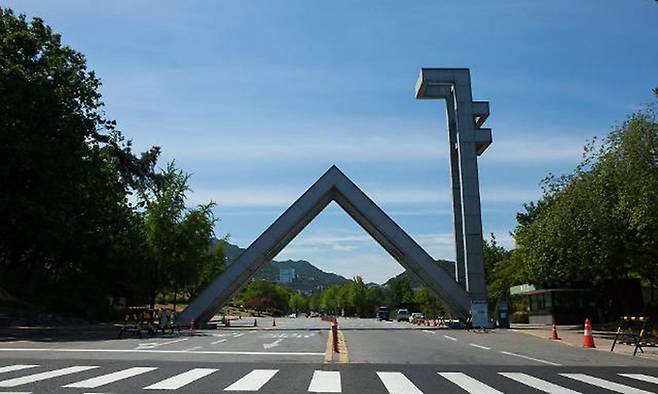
[213,239,455,293]
[217,240,351,293]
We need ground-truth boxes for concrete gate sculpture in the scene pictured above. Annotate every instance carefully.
[178,68,492,326]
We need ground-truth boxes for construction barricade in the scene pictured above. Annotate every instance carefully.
[610,316,656,356]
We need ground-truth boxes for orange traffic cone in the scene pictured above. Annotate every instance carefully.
[583,318,595,348]
[549,323,560,340]
[272,318,276,327]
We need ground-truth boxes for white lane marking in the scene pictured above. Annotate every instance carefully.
[499,372,580,394]
[561,373,652,393]
[0,366,98,387]
[308,370,341,393]
[0,348,323,356]
[263,339,283,350]
[224,369,278,391]
[0,392,31,393]
[211,339,227,345]
[0,366,38,374]
[64,367,157,388]
[619,374,658,385]
[499,351,562,366]
[135,338,188,350]
[183,346,203,352]
[443,335,457,341]
[376,372,423,394]
[439,372,502,393]
[233,333,244,337]
[421,330,435,334]
[144,368,218,390]
[469,344,491,350]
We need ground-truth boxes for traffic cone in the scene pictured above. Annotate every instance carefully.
[272,318,276,327]
[583,318,595,348]
[549,323,560,340]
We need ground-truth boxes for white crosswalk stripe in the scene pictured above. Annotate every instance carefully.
[224,369,278,391]
[308,370,341,393]
[144,368,218,390]
[619,373,658,385]
[64,367,157,388]
[499,372,580,393]
[0,363,656,393]
[0,366,38,375]
[438,372,502,394]
[0,366,98,388]
[376,372,423,394]
[561,373,653,394]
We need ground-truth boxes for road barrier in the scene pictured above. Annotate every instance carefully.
[117,307,178,338]
[611,316,656,356]
[549,323,560,340]
[332,323,339,353]
[583,318,595,348]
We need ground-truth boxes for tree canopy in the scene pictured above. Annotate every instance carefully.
[485,102,658,314]
[0,8,223,319]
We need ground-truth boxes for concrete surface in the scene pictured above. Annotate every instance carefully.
[416,68,492,307]
[179,165,472,326]
[512,323,658,361]
[1,318,658,393]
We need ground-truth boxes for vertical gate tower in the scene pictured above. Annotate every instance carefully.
[178,68,492,326]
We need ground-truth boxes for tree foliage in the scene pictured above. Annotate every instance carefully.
[0,8,223,319]
[511,106,658,291]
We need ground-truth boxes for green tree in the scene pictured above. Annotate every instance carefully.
[139,162,221,308]
[0,8,159,318]
[385,276,414,308]
[513,106,658,290]
[321,285,340,313]
[242,279,290,315]
[349,276,376,317]
[288,292,307,314]
[414,286,445,319]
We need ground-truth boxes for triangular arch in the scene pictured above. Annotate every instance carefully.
[178,166,471,325]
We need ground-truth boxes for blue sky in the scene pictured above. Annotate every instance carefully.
[8,1,657,283]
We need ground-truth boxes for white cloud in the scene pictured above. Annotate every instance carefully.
[127,113,591,166]
[189,184,540,208]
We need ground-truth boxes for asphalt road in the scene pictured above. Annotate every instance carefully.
[1,317,657,393]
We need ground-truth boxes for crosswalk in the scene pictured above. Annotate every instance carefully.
[0,363,657,393]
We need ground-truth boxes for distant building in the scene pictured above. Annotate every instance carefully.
[278,268,296,284]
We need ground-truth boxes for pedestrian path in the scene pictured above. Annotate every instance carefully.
[1,363,658,393]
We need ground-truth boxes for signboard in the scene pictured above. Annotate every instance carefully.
[471,300,489,328]
[509,283,537,295]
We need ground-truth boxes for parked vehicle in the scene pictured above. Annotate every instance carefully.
[410,312,424,324]
[396,308,410,322]
[377,306,390,321]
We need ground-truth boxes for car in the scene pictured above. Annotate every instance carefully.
[396,308,410,322]
[410,312,424,324]
[377,306,390,321]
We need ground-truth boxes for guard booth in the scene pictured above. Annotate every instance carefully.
[495,299,510,328]
[510,284,595,324]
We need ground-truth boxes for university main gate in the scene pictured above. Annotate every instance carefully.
[179,68,493,326]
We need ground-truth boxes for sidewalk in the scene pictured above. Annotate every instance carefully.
[510,323,658,361]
